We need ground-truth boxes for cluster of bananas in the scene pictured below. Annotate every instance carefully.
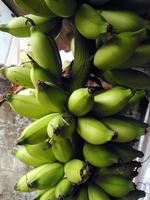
[1,0,150,199]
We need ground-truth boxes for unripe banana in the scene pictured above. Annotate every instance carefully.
[20,50,32,68]
[12,146,48,167]
[118,41,150,68]
[30,62,56,88]
[95,161,141,178]
[45,0,77,17]
[68,88,94,116]
[35,82,67,113]
[64,159,89,184]
[47,114,75,139]
[75,3,109,39]
[37,187,56,200]
[94,28,149,70]
[118,189,146,200]
[51,136,73,163]
[112,143,144,163]
[99,10,147,33]
[14,0,55,17]
[30,25,62,78]
[0,66,33,88]
[7,92,58,119]
[102,69,150,89]
[0,15,61,37]
[101,117,146,143]
[77,117,115,145]
[25,141,56,163]
[83,143,118,167]
[75,185,89,200]
[93,87,133,117]
[95,175,134,197]
[17,113,60,145]
[88,183,110,200]
[16,163,64,191]
[55,178,73,199]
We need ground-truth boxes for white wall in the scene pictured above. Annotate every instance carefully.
[0,1,19,66]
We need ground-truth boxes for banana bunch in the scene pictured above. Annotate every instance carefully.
[1,0,150,199]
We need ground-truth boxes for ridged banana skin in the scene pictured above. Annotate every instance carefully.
[68,88,94,117]
[52,136,73,163]
[7,93,59,119]
[83,143,118,167]
[17,113,60,145]
[100,10,146,33]
[101,117,145,143]
[30,62,56,88]
[95,175,134,198]
[118,189,146,200]
[45,0,77,17]
[30,26,62,78]
[77,117,115,145]
[95,161,141,178]
[75,4,108,39]
[36,83,67,113]
[16,163,64,191]
[102,69,150,89]
[75,185,89,200]
[12,146,48,167]
[88,184,110,200]
[38,188,57,200]
[64,159,88,184]
[118,42,150,69]
[55,178,72,199]
[112,144,144,163]
[14,0,55,17]
[0,15,60,38]
[0,66,33,88]
[94,28,148,70]
[47,114,75,139]
[25,141,56,163]
[93,87,133,117]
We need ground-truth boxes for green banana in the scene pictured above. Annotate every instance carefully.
[122,90,145,110]
[55,178,73,199]
[77,117,115,145]
[99,10,147,33]
[95,175,134,198]
[75,4,108,39]
[112,143,144,163]
[88,183,110,200]
[17,113,59,145]
[36,188,57,200]
[101,117,146,143]
[51,136,73,163]
[12,146,49,167]
[94,28,149,70]
[25,141,56,163]
[45,0,77,17]
[16,163,64,191]
[83,143,118,167]
[35,82,67,113]
[118,189,146,200]
[30,25,62,78]
[93,87,134,117]
[75,185,89,200]
[14,0,55,17]
[102,69,150,89]
[118,41,150,68]
[68,88,94,116]
[0,15,61,38]
[0,66,33,88]
[20,50,32,68]
[47,114,75,139]
[7,91,59,119]
[64,159,89,184]
[30,62,56,88]
[95,161,141,178]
